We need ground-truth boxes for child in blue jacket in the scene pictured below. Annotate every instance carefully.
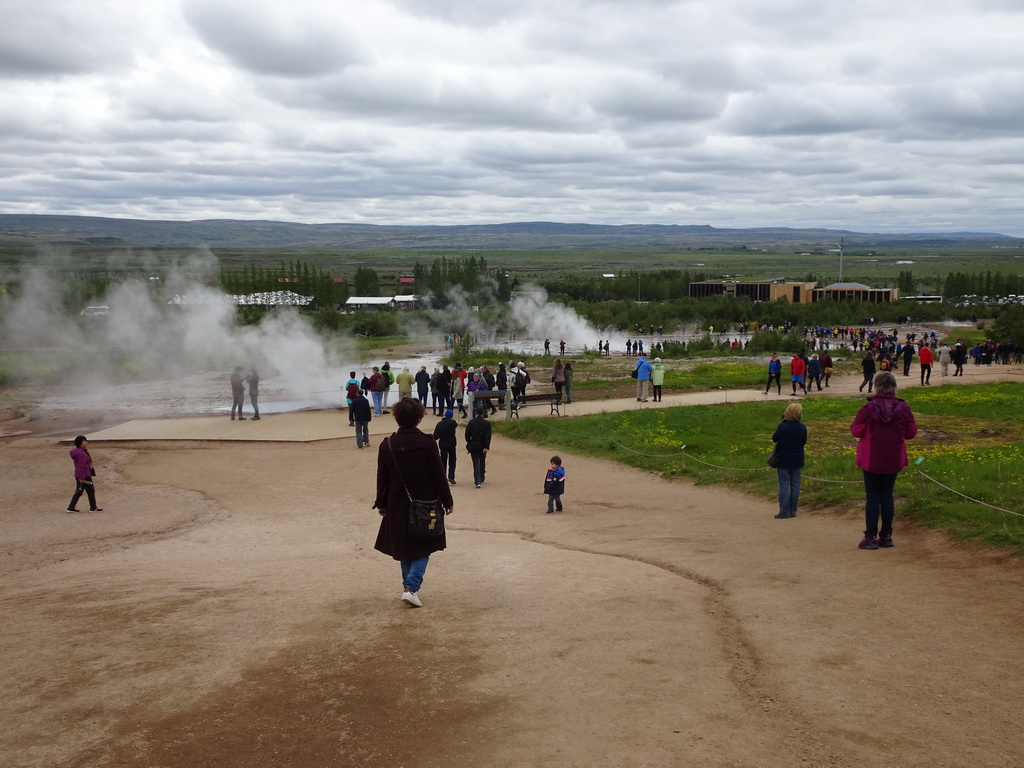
[544,456,566,514]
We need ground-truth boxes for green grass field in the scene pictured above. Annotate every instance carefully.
[6,242,1024,292]
[493,381,1024,552]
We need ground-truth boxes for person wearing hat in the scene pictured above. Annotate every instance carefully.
[352,386,373,448]
[380,362,395,413]
[651,357,665,402]
[432,408,458,484]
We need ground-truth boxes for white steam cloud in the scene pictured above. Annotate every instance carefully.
[0,251,358,416]
[509,286,604,353]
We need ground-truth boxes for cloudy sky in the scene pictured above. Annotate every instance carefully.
[2,0,1023,234]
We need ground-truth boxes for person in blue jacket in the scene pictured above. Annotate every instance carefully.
[544,456,566,514]
[763,353,782,395]
[634,355,653,402]
[771,403,807,519]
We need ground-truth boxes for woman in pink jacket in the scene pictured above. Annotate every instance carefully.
[67,435,102,513]
[850,372,917,549]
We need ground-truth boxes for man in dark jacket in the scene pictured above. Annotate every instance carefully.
[901,343,915,376]
[438,366,454,411]
[352,391,372,448]
[432,409,458,484]
[230,367,246,420]
[464,407,492,488]
[415,365,431,406]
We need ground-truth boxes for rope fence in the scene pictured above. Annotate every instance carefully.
[517,415,1024,518]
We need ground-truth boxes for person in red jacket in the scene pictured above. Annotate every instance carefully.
[850,371,918,549]
[789,353,807,396]
[918,344,934,385]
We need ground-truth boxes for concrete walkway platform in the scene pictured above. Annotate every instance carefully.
[87,410,364,443]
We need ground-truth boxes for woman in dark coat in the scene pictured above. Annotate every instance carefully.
[771,402,807,519]
[374,398,454,607]
[859,351,877,393]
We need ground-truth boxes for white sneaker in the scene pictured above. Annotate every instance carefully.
[402,590,422,607]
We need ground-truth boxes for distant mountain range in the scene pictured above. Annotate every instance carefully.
[0,214,1020,250]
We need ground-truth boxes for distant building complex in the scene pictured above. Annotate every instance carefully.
[688,278,898,303]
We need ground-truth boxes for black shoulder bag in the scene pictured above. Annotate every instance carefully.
[386,437,446,541]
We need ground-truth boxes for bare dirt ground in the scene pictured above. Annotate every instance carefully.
[3,357,1024,767]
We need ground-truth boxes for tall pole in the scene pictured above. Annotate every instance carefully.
[838,238,844,283]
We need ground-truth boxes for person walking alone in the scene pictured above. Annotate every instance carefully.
[374,399,454,608]
[543,456,566,514]
[764,353,782,395]
[432,408,458,484]
[67,435,102,513]
[464,407,492,488]
[918,344,933,385]
[859,351,877,393]
[851,371,918,549]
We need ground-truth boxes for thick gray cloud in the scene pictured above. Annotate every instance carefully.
[0,0,1022,234]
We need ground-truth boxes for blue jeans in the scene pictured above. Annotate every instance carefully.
[776,467,802,516]
[371,391,383,415]
[863,470,897,537]
[355,421,369,448]
[401,555,430,593]
[547,493,562,512]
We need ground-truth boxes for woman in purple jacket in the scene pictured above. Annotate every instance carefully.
[851,372,917,549]
[67,435,102,513]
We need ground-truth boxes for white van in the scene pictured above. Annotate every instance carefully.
[80,306,110,317]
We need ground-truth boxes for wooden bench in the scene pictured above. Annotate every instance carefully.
[467,390,508,415]
[509,392,563,419]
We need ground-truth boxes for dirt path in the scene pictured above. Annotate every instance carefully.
[2,362,1023,767]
